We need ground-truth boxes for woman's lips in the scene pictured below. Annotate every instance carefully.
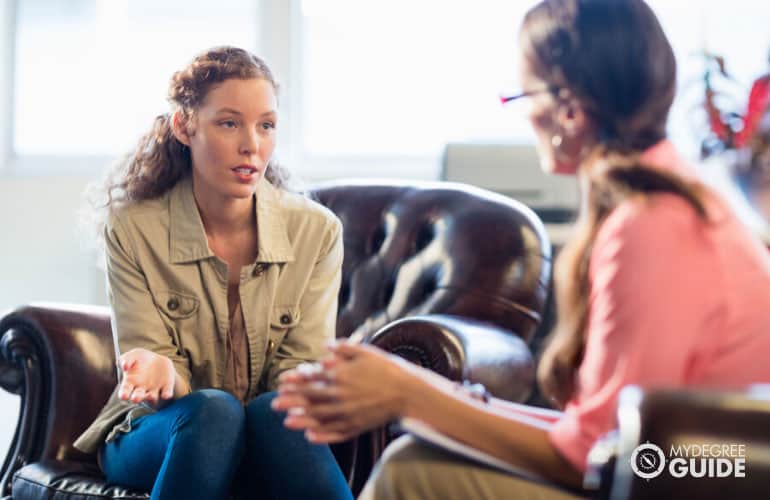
[232,165,259,183]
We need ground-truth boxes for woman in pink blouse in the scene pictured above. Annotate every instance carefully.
[272,0,770,498]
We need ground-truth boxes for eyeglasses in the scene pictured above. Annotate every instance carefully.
[499,86,559,106]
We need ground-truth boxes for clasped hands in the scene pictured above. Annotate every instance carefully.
[272,342,413,444]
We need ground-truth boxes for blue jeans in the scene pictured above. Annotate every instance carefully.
[101,389,353,500]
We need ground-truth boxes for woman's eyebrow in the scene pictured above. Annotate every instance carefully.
[215,107,242,115]
[214,108,276,117]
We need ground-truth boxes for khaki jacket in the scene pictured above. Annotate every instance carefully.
[74,176,343,454]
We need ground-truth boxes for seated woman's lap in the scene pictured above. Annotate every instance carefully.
[101,389,245,495]
[359,436,586,500]
[101,389,352,500]
[238,391,353,500]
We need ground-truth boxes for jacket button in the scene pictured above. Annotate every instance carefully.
[280,314,291,325]
[253,263,268,277]
[167,297,180,311]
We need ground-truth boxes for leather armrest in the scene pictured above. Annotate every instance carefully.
[368,314,534,402]
[0,303,115,497]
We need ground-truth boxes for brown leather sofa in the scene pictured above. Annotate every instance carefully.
[0,180,552,499]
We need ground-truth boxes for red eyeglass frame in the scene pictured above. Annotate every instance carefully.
[499,86,559,105]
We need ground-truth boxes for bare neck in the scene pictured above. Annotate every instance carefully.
[192,183,256,239]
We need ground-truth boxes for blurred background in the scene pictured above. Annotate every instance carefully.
[1,0,769,460]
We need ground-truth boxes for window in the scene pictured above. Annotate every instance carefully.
[296,0,770,177]
[295,0,538,179]
[6,0,770,179]
[299,0,537,157]
[13,0,260,158]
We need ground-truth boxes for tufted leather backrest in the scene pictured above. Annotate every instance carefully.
[310,180,552,343]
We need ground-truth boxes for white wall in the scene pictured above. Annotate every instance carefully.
[0,174,106,467]
[0,0,20,464]
[0,176,106,310]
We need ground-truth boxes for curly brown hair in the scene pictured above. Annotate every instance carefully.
[101,46,290,210]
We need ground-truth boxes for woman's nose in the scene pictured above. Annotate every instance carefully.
[239,129,260,155]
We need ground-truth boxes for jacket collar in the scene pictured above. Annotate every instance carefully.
[168,175,295,264]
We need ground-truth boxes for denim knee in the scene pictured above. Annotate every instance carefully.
[246,391,296,433]
[172,389,245,440]
[245,390,279,418]
[242,391,353,499]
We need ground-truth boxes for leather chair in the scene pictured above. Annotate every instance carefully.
[585,385,770,500]
[0,179,552,499]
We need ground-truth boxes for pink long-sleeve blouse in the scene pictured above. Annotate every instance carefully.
[549,141,770,472]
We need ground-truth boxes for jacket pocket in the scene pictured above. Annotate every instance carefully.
[156,290,199,319]
[155,290,201,352]
[267,305,300,357]
[269,305,301,330]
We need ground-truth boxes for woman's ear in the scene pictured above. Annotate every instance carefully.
[555,94,589,138]
[171,111,192,146]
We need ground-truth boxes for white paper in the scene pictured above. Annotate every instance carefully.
[399,417,543,481]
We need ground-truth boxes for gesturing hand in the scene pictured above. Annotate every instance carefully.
[118,348,176,405]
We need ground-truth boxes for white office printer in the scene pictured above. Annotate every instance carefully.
[441,142,579,223]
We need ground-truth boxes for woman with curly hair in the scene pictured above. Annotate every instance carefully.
[74,46,353,500]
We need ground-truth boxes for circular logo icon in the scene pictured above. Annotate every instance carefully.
[630,442,666,480]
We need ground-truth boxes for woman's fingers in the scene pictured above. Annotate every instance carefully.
[303,400,350,420]
[283,412,354,435]
[119,355,136,373]
[142,389,156,405]
[278,370,305,384]
[279,362,325,385]
[118,381,134,400]
[278,380,341,402]
[283,413,321,431]
[306,417,360,434]
[119,348,148,372]
[130,387,147,404]
[271,393,310,412]
[161,380,175,400]
[327,340,367,360]
[294,381,342,402]
[305,429,355,444]
[120,377,163,404]
[320,355,343,370]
